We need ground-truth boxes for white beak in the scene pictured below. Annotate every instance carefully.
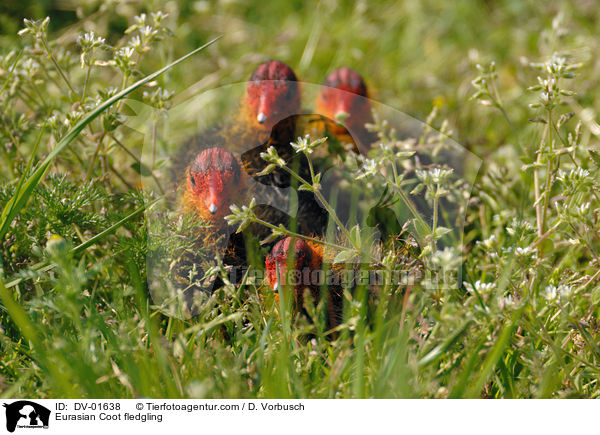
[273,280,279,292]
[208,203,218,214]
[257,112,267,124]
[334,110,349,123]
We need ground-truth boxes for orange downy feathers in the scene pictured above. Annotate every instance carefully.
[182,147,249,226]
[314,67,376,155]
[265,237,342,330]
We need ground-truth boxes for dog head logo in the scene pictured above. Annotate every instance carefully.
[3,401,50,432]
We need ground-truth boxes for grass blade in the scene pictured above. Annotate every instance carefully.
[464,307,524,398]
[3,128,45,235]
[417,318,472,368]
[72,196,163,255]
[0,277,76,395]
[0,50,23,98]
[0,36,221,241]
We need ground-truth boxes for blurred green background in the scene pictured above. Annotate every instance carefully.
[4,0,598,156]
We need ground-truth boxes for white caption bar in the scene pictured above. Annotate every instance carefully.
[0,399,593,434]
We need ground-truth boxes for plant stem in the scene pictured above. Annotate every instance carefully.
[81,62,92,102]
[568,222,600,266]
[551,122,600,206]
[490,75,525,155]
[389,162,431,237]
[279,164,358,252]
[110,133,165,194]
[533,124,548,238]
[0,50,23,98]
[18,88,43,109]
[84,132,106,183]
[40,36,76,97]
[109,162,135,190]
[540,110,554,238]
[530,221,561,250]
[250,215,347,252]
[152,113,158,168]
[431,188,439,253]
[30,81,49,108]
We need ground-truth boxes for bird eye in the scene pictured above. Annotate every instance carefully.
[189,172,196,187]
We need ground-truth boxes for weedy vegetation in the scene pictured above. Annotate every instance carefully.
[2,1,600,398]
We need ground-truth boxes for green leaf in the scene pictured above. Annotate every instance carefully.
[130,162,153,177]
[418,244,432,259]
[256,163,277,176]
[589,150,600,168]
[410,184,424,195]
[519,155,534,165]
[591,285,600,305]
[432,226,452,240]
[334,249,357,264]
[350,224,361,248]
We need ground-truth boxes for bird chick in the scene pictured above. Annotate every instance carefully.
[244,60,301,131]
[183,147,247,226]
[265,237,343,331]
[315,67,376,155]
[173,60,307,191]
[265,232,423,334]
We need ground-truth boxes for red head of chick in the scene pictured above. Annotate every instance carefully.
[265,237,322,295]
[183,147,246,225]
[245,60,301,131]
[265,237,343,330]
[316,67,374,154]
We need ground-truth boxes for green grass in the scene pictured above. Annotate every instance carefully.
[2,0,600,398]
